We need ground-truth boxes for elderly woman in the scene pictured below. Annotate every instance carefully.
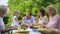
[38,8,48,27]
[43,5,60,29]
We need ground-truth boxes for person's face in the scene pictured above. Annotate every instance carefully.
[38,10,42,17]
[46,8,52,16]
[1,8,7,17]
[16,12,19,16]
[26,13,31,18]
[14,11,19,16]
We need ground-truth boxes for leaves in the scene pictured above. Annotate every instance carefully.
[5,0,60,27]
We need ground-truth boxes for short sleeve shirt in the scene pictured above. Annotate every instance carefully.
[11,16,19,26]
[0,17,7,34]
[22,16,35,24]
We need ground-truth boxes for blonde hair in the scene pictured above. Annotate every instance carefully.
[13,10,18,16]
[46,5,57,15]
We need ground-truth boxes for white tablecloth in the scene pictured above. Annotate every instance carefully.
[11,28,41,34]
[27,28,41,34]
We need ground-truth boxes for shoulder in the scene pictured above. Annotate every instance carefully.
[30,16,35,20]
[51,15,60,21]
[22,16,26,20]
[13,16,17,18]
[0,20,1,22]
[54,15,60,19]
[31,16,34,18]
[56,15,60,18]
[0,18,3,24]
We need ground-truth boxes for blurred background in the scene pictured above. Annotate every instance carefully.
[0,0,60,27]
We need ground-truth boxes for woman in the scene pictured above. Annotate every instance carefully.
[43,5,60,29]
[38,8,48,27]
[22,12,35,25]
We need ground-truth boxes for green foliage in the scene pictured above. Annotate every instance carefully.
[5,0,60,26]
[3,16,9,24]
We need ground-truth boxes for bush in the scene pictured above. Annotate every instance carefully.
[5,0,60,27]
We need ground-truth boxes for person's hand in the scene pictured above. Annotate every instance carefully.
[29,23,34,29]
[42,24,46,28]
[10,26,18,30]
[19,20,22,24]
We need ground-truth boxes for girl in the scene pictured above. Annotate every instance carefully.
[10,10,21,34]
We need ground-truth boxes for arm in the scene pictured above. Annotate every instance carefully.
[22,17,26,23]
[32,16,35,24]
[15,18,21,23]
[0,25,17,33]
[1,27,13,33]
[46,17,59,29]
[42,16,48,25]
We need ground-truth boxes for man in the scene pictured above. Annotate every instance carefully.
[22,12,35,25]
[0,5,17,34]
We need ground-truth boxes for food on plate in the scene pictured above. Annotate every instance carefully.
[21,23,28,29]
[29,23,34,29]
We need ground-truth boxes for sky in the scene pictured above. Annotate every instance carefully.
[0,0,8,6]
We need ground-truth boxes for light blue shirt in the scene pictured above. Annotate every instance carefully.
[22,16,35,24]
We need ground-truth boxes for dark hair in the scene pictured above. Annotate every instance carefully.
[27,11,32,16]
[39,8,45,16]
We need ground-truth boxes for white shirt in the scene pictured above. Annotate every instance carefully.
[0,17,7,34]
[0,29,1,34]
[11,16,19,26]
[11,16,19,34]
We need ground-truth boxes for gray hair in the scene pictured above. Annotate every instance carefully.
[0,5,7,13]
[46,5,57,15]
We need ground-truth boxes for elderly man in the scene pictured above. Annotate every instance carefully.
[0,5,17,34]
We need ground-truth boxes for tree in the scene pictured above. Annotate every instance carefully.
[5,0,60,26]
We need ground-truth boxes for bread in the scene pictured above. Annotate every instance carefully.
[14,29,29,34]
[14,33,29,34]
